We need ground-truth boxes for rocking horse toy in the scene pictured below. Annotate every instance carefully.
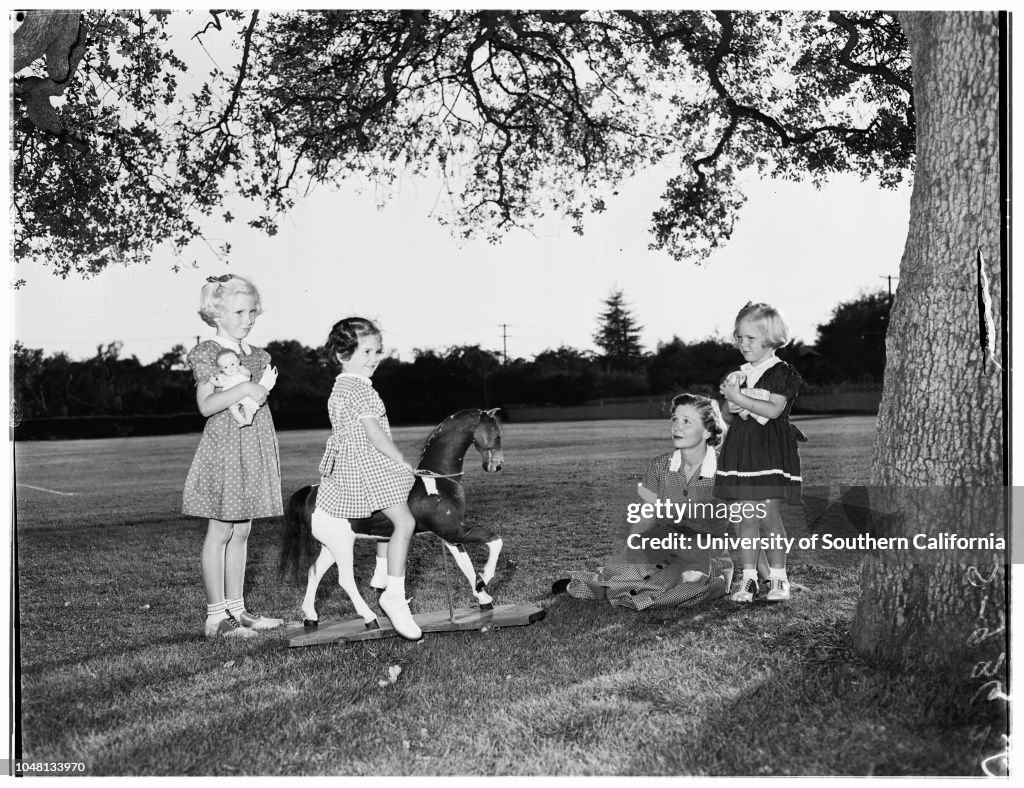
[280,408,544,646]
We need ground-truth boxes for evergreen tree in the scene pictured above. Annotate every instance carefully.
[593,289,644,371]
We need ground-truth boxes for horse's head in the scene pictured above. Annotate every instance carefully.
[473,408,504,472]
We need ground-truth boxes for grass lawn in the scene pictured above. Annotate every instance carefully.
[12,415,1000,775]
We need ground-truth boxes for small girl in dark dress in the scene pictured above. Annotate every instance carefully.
[715,302,804,603]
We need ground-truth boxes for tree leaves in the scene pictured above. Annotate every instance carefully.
[11,10,914,276]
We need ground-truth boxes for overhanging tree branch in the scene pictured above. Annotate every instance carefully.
[829,11,913,94]
[192,10,225,42]
[11,9,916,274]
[692,10,882,179]
[13,10,89,146]
[192,10,260,138]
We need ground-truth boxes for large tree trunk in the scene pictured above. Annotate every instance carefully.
[850,10,1005,694]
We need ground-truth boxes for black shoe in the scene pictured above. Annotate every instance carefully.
[551,578,570,595]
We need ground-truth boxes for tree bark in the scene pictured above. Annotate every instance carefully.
[13,10,87,134]
[850,11,1005,685]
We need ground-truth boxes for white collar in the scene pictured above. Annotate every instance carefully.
[338,372,373,385]
[740,352,782,387]
[668,447,718,478]
[212,335,251,355]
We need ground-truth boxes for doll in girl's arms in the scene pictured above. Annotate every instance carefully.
[211,348,278,427]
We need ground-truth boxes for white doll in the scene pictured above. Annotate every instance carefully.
[211,349,277,427]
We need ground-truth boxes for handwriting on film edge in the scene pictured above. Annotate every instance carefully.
[965,560,1008,777]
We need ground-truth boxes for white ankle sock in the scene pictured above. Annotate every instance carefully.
[742,569,759,582]
[226,597,245,618]
[371,556,389,586]
[768,568,788,581]
[382,575,406,598]
[206,601,227,622]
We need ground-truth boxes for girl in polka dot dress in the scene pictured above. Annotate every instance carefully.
[312,317,421,640]
[182,274,284,639]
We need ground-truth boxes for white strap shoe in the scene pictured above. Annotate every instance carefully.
[379,593,423,640]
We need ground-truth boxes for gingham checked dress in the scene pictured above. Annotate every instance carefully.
[315,372,413,518]
[566,447,734,610]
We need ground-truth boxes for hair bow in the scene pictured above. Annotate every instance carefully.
[206,274,232,283]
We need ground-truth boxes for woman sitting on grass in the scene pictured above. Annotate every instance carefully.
[553,393,734,610]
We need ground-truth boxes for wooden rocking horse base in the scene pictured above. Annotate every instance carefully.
[285,604,546,647]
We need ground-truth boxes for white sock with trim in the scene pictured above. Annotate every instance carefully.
[206,601,227,624]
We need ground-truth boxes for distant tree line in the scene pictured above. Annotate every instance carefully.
[12,290,890,424]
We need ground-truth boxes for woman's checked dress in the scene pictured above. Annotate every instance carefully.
[566,448,734,610]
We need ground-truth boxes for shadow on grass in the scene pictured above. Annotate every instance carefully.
[650,619,1008,776]
[474,597,1004,777]
[19,581,1007,776]
[16,414,1002,776]
[18,627,281,676]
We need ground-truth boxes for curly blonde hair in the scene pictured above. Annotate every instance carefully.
[732,301,790,349]
[198,274,263,327]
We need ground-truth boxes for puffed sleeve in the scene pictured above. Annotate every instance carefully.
[186,343,219,385]
[344,382,386,421]
[251,346,271,376]
[762,363,802,400]
[639,452,670,502]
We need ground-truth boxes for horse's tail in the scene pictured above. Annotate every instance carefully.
[278,484,320,584]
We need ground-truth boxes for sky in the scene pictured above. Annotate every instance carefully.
[10,167,911,365]
[6,7,913,366]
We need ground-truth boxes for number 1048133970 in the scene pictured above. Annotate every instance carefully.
[12,761,87,774]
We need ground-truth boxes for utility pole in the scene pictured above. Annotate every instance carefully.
[880,275,899,305]
[499,324,509,364]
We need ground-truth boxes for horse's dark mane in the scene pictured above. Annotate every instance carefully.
[418,408,497,456]
[422,410,466,446]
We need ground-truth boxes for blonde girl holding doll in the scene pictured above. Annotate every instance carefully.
[183,274,284,638]
[715,301,804,603]
[312,317,421,640]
